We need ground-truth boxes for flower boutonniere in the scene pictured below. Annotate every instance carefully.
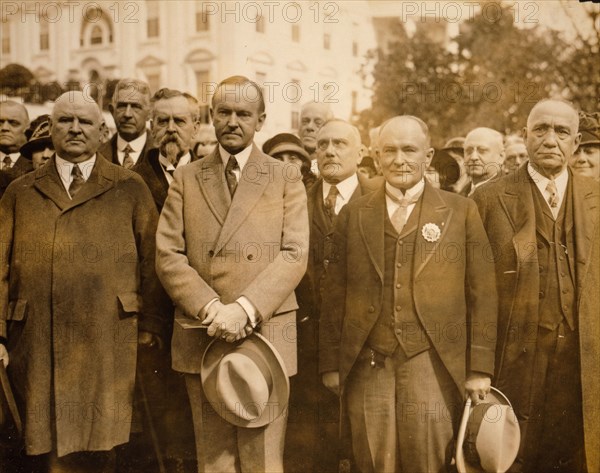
[421,223,441,242]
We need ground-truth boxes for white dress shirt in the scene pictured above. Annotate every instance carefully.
[159,152,192,184]
[322,173,359,215]
[385,178,425,222]
[55,154,96,199]
[116,132,147,167]
[0,151,20,169]
[527,162,569,218]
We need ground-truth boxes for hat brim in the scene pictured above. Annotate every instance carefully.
[20,137,53,160]
[455,387,516,473]
[268,143,310,162]
[201,332,289,428]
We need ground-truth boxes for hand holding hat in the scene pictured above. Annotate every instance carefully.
[202,301,252,343]
[455,387,521,473]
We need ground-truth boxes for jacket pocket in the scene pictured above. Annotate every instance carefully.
[117,293,141,320]
[7,299,28,322]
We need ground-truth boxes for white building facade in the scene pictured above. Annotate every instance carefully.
[1,0,376,139]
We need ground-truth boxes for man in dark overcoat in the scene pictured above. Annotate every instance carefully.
[473,99,600,473]
[0,91,165,472]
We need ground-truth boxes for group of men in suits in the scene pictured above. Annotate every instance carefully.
[0,76,598,473]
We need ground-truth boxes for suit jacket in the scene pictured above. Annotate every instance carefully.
[297,175,382,321]
[319,183,497,393]
[472,165,600,473]
[0,154,165,456]
[99,132,153,166]
[132,148,169,212]
[155,145,309,376]
[0,155,33,199]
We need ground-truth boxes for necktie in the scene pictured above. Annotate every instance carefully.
[546,180,559,209]
[2,155,12,171]
[122,144,134,169]
[387,188,423,235]
[69,164,85,198]
[324,185,339,219]
[225,155,239,197]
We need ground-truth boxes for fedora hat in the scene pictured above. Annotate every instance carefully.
[455,387,520,473]
[201,332,289,428]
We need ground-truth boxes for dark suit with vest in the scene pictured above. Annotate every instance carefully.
[286,176,380,473]
[320,182,497,473]
[473,165,600,473]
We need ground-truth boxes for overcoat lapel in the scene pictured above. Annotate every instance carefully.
[33,156,72,210]
[213,146,270,255]
[358,187,386,283]
[499,166,537,266]
[414,184,452,279]
[573,173,599,289]
[196,150,229,226]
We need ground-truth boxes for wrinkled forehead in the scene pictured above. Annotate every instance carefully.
[212,84,262,111]
[153,96,195,117]
[52,97,101,123]
[527,101,579,130]
[379,118,428,146]
[0,103,29,122]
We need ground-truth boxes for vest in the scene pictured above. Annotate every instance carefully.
[367,197,431,358]
[532,178,576,331]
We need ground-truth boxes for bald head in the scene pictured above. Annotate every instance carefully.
[50,92,103,162]
[0,100,30,153]
[464,127,505,183]
[299,101,334,153]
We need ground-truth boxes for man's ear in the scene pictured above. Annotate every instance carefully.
[256,112,266,132]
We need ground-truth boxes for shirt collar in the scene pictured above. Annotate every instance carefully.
[385,178,425,202]
[117,132,147,153]
[219,143,253,171]
[1,152,21,165]
[55,154,97,182]
[159,152,191,171]
[527,162,569,197]
[323,173,359,203]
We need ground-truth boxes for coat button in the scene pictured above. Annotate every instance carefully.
[395,283,401,289]
[539,291,544,298]
[368,306,375,313]
[247,254,254,261]
[208,250,214,257]
[537,243,544,249]
[395,305,402,312]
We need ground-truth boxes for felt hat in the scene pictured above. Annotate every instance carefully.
[20,114,52,160]
[201,332,289,428]
[262,133,310,163]
[578,112,600,146]
[455,387,521,473]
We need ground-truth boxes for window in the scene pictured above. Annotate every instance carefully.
[352,41,358,57]
[291,110,300,130]
[256,72,267,103]
[351,91,358,114]
[323,33,331,50]
[40,21,49,51]
[256,15,265,33]
[195,70,210,109]
[147,0,160,38]
[90,25,103,45]
[196,3,209,32]
[291,24,300,42]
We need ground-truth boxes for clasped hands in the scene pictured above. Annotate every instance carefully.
[201,300,253,343]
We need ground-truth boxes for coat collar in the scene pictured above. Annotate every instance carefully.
[358,182,452,282]
[198,145,272,255]
[33,153,116,211]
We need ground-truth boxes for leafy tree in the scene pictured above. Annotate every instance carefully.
[357,1,596,146]
[0,63,34,97]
